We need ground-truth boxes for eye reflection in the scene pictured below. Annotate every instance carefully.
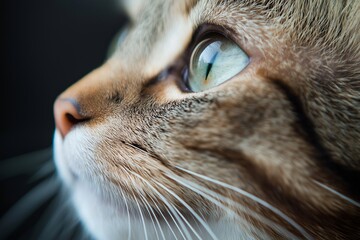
[188,36,249,92]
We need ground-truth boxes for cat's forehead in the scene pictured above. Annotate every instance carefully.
[115,1,193,78]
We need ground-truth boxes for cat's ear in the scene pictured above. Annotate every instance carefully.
[120,0,144,21]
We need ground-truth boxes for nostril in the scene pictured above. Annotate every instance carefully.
[54,98,89,138]
[65,112,88,125]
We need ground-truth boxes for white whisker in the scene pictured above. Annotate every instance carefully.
[0,176,59,239]
[139,194,161,240]
[168,204,198,240]
[129,170,190,240]
[57,208,81,240]
[163,203,187,240]
[168,173,300,240]
[154,180,218,240]
[153,182,202,240]
[141,194,167,240]
[29,160,55,183]
[120,189,132,240]
[32,192,62,236]
[134,195,149,240]
[150,195,180,240]
[0,148,52,180]
[314,181,360,208]
[176,166,312,240]
[125,177,149,240]
[38,195,73,240]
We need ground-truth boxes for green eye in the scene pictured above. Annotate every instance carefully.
[188,37,249,92]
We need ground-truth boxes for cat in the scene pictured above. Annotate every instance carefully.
[4,0,360,239]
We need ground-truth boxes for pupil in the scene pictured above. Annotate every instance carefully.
[205,52,218,80]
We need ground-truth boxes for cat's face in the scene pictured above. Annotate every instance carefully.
[53,0,360,239]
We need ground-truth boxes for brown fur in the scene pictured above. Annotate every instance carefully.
[54,0,360,239]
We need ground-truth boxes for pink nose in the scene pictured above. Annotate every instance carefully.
[54,98,88,138]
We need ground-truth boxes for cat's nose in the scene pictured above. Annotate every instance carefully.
[54,98,89,138]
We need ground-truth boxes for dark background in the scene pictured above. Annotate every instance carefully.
[0,1,127,237]
[0,0,127,160]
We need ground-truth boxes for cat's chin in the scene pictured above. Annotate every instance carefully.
[70,177,134,240]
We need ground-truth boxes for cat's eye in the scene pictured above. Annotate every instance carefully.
[188,36,249,92]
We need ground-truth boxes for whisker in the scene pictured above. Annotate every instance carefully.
[140,194,166,240]
[176,166,312,240]
[33,202,59,236]
[169,208,193,239]
[167,173,300,240]
[171,203,198,240]
[77,222,91,240]
[29,159,55,183]
[119,189,132,240]
[162,203,187,240]
[139,194,160,240]
[31,190,64,237]
[314,180,360,208]
[0,176,60,239]
[38,194,72,240]
[154,180,218,240]
[129,170,190,240]
[134,194,149,240]
[149,194,179,240]
[60,223,82,240]
[58,215,81,240]
[0,148,52,180]
[126,176,149,240]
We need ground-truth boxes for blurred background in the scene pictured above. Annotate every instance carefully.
[0,0,127,237]
[0,0,127,160]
